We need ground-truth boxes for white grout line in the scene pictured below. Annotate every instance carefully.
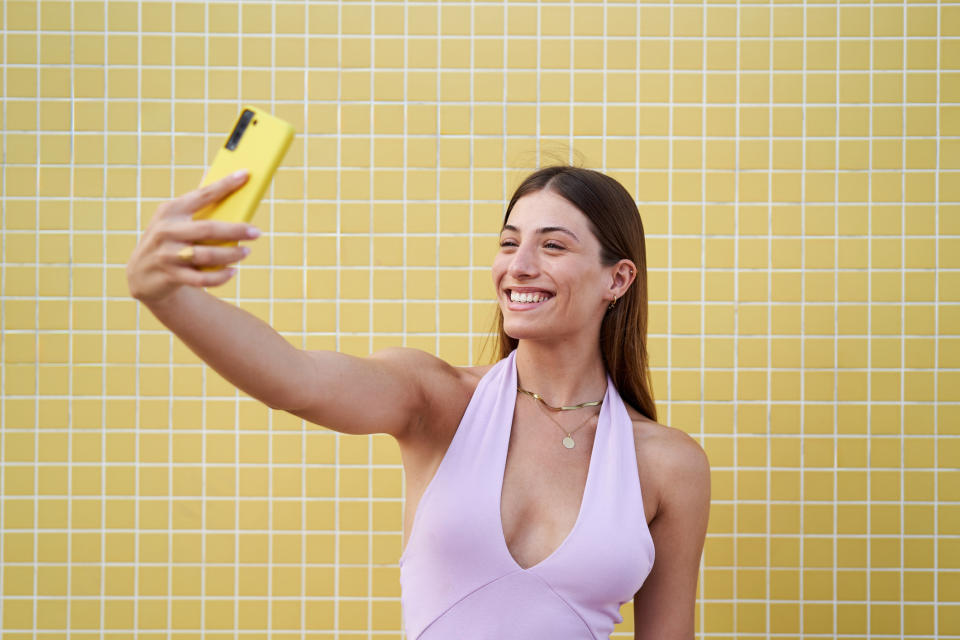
[899,4,907,637]
[866,1,874,634]
[933,2,942,637]
[335,5,343,634]
[832,2,842,634]
[303,4,315,635]
[201,2,211,635]
[367,4,375,633]
[699,3,710,635]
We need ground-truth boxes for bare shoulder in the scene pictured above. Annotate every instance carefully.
[629,407,709,472]
[371,347,494,440]
[370,346,491,391]
[626,406,711,518]
[643,427,709,479]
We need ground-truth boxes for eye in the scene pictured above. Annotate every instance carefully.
[544,241,565,251]
[499,238,518,248]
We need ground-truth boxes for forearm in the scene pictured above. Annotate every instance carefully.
[142,285,312,410]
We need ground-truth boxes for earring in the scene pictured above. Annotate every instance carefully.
[608,297,617,310]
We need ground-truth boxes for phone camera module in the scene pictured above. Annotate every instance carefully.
[226,109,255,151]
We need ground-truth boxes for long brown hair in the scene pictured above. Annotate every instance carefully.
[494,166,657,422]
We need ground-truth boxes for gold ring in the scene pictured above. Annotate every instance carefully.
[177,245,195,263]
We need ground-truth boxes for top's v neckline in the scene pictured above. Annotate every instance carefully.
[496,353,608,573]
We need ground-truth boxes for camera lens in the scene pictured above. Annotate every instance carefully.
[226,109,255,150]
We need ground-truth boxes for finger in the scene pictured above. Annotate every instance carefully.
[179,265,238,289]
[164,170,250,218]
[171,243,250,268]
[161,219,261,244]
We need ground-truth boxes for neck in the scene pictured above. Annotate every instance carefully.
[514,338,608,407]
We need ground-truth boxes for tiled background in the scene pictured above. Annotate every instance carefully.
[2,0,958,637]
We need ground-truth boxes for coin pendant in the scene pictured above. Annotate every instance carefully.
[562,436,575,449]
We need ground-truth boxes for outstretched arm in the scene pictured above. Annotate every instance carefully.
[633,433,711,640]
[128,173,458,441]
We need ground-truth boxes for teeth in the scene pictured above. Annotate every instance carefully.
[510,291,549,303]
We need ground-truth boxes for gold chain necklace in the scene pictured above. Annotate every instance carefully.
[520,391,599,449]
[516,386,603,412]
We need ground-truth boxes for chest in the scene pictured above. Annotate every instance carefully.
[400,398,658,571]
[499,401,599,569]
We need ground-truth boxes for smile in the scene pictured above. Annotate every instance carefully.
[507,289,553,304]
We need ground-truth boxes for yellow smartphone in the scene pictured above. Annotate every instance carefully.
[193,105,294,227]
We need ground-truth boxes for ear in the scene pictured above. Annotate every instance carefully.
[607,259,637,302]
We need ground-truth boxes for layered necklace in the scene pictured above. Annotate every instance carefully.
[517,385,604,449]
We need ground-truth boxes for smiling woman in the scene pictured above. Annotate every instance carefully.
[402,167,710,640]
[127,164,709,640]
[495,167,659,423]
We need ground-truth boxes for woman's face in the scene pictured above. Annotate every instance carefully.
[492,189,614,344]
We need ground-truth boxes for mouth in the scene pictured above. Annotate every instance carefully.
[505,288,554,307]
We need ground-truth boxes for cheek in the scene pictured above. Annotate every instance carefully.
[490,256,507,286]
[491,250,513,275]
[567,268,606,304]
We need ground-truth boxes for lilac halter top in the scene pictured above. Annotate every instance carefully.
[399,351,655,639]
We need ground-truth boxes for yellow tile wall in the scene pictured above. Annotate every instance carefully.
[2,0,958,637]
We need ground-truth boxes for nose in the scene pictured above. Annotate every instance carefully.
[507,242,539,279]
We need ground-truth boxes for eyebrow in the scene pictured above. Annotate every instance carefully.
[501,224,580,242]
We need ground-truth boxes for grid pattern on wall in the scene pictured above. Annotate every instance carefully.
[2,0,959,637]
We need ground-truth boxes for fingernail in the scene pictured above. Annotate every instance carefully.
[246,227,261,238]
[241,246,251,256]
[232,169,249,180]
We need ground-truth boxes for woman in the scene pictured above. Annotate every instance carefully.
[127,165,710,639]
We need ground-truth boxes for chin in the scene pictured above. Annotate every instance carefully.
[500,312,530,338]
[500,315,555,343]
[500,306,602,347]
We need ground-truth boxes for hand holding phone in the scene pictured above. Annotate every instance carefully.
[194,106,294,224]
[127,107,294,301]
[192,105,294,267]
